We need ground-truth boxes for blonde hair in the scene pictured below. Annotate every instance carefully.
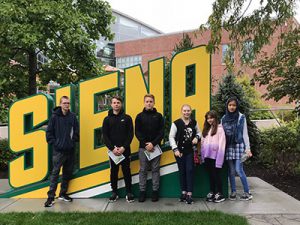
[181,104,192,111]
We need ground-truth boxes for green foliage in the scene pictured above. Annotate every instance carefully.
[0,211,248,225]
[254,27,300,111]
[237,75,273,120]
[0,139,17,171]
[212,73,260,158]
[0,0,114,122]
[259,120,300,175]
[201,0,299,109]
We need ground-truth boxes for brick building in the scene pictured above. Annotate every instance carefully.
[115,18,299,107]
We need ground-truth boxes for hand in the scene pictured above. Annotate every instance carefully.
[113,147,120,156]
[119,146,125,154]
[192,137,198,145]
[145,142,154,152]
[174,150,182,158]
[245,149,252,157]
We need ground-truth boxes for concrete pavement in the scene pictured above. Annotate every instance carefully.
[0,177,299,225]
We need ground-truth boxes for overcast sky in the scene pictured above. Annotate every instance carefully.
[106,0,300,33]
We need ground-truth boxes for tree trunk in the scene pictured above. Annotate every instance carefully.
[28,49,37,95]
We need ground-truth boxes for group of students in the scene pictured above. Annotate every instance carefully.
[44,94,252,207]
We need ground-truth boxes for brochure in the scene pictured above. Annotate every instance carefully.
[108,150,125,165]
[144,145,162,161]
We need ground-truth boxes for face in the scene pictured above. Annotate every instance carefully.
[181,105,192,119]
[60,98,70,111]
[111,98,122,112]
[144,97,155,110]
[207,115,215,125]
[228,100,237,113]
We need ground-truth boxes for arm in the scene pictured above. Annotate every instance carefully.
[123,116,134,148]
[135,114,146,147]
[151,115,165,146]
[73,115,80,142]
[169,123,178,151]
[102,117,114,151]
[243,117,250,151]
[192,122,202,144]
[46,116,56,145]
[216,126,226,168]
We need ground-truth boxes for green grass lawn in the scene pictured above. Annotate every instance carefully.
[0,211,248,225]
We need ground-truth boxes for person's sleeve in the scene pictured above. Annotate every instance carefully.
[216,126,226,168]
[73,115,79,142]
[169,123,178,151]
[243,117,250,150]
[151,115,165,146]
[46,116,56,145]
[102,118,114,151]
[124,116,134,147]
[135,114,146,147]
[195,122,202,140]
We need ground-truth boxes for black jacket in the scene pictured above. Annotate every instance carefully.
[102,109,134,156]
[135,108,164,148]
[46,107,79,152]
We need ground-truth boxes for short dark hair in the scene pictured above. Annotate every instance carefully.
[111,96,123,103]
[60,96,69,103]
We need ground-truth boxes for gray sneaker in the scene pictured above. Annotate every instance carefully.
[240,192,253,201]
[229,192,237,201]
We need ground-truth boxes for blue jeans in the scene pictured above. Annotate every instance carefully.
[227,159,250,193]
[175,153,194,192]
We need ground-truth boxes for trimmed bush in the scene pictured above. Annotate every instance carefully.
[259,120,300,175]
[0,139,17,171]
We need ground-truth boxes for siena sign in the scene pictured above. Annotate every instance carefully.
[1,46,215,198]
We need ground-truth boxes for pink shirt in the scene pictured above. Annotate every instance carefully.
[201,124,226,168]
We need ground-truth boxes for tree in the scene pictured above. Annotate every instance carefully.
[201,0,299,109]
[0,0,114,122]
[212,73,260,158]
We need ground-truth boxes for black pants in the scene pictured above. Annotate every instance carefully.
[175,153,194,192]
[47,150,74,198]
[204,158,223,194]
[110,156,132,193]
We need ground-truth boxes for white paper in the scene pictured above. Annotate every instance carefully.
[144,145,162,161]
[108,150,125,165]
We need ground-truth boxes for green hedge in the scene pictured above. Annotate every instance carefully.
[259,120,300,175]
[0,139,17,171]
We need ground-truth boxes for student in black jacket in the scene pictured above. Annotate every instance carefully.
[135,94,164,202]
[44,96,79,207]
[102,96,134,203]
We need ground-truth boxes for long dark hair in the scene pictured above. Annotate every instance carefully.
[202,110,219,138]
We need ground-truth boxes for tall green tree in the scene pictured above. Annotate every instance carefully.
[0,0,114,122]
[201,0,299,109]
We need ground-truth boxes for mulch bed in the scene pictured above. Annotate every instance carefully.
[244,162,300,201]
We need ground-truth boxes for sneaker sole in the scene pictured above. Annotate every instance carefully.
[229,197,237,201]
[109,196,119,202]
[44,201,55,207]
[58,197,72,202]
[240,197,253,201]
[214,198,226,203]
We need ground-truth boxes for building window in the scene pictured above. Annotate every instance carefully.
[242,40,254,63]
[222,44,234,64]
[116,55,142,69]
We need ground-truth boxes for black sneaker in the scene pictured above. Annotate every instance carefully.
[126,193,135,203]
[58,194,73,202]
[109,192,119,202]
[213,193,225,203]
[151,191,159,202]
[179,193,186,202]
[240,192,253,201]
[138,191,146,202]
[206,192,214,202]
[229,192,237,201]
[185,195,194,204]
[44,197,55,207]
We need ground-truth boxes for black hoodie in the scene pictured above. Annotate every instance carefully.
[135,108,164,148]
[102,109,134,157]
[46,107,79,152]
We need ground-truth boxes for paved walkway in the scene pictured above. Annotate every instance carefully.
[0,177,299,225]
